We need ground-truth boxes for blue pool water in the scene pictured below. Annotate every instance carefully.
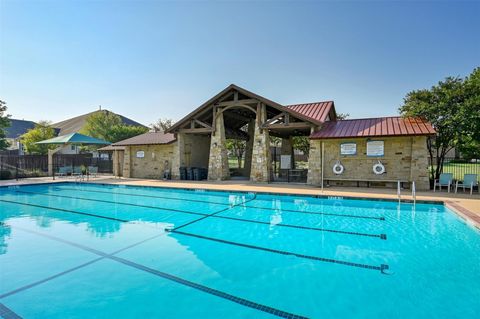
[0,182,479,318]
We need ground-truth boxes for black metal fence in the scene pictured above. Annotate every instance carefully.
[0,154,113,180]
[429,157,480,180]
[0,155,49,179]
[53,154,113,174]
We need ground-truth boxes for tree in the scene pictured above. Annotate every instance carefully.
[151,118,175,132]
[81,111,123,142]
[81,110,148,144]
[336,112,350,120]
[399,68,480,180]
[226,139,246,168]
[110,125,149,142]
[0,100,10,150]
[20,121,57,154]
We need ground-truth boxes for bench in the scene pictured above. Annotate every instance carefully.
[325,178,409,188]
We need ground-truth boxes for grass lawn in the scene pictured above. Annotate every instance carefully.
[431,161,480,180]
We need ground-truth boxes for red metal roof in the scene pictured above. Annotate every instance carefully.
[285,101,333,123]
[111,132,176,146]
[310,117,435,139]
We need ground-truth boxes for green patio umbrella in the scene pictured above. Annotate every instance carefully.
[36,133,110,180]
[36,132,111,145]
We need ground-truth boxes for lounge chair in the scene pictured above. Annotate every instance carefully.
[57,166,70,177]
[72,166,83,177]
[88,166,98,178]
[455,174,478,195]
[434,173,453,192]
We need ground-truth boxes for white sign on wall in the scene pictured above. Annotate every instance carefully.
[280,155,292,169]
[340,143,357,155]
[367,141,384,156]
[136,151,145,158]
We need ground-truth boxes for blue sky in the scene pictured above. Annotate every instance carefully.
[1,0,478,125]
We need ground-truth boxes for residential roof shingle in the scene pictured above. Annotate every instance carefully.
[310,117,435,139]
[4,119,36,139]
[111,132,176,146]
[52,110,146,136]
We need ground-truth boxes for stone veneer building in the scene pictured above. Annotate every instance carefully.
[107,84,435,190]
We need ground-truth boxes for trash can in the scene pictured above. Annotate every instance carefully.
[179,167,187,180]
[186,167,195,180]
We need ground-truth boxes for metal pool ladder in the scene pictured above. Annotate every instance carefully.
[412,181,416,205]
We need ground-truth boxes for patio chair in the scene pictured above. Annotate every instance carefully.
[455,174,478,195]
[88,166,98,178]
[57,166,69,178]
[433,173,453,192]
[72,166,83,177]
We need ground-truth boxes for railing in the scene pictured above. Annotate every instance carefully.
[0,154,113,180]
[429,157,480,180]
[412,181,416,204]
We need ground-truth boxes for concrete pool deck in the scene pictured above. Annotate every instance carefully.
[1,175,479,229]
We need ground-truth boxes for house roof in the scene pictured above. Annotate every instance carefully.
[111,132,176,146]
[168,84,324,133]
[285,101,335,123]
[52,110,146,136]
[310,116,436,139]
[4,119,37,139]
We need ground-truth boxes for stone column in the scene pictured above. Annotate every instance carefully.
[307,139,322,185]
[250,104,271,182]
[170,133,185,180]
[113,150,118,177]
[243,120,255,177]
[410,136,430,190]
[122,146,131,178]
[208,112,230,180]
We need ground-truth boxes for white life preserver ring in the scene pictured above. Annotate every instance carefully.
[373,161,385,175]
[333,161,344,175]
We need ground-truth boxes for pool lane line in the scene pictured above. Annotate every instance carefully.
[0,198,129,223]
[0,229,170,300]
[7,192,387,240]
[242,204,385,221]
[8,226,309,319]
[168,230,389,274]
[168,194,259,232]
[52,186,232,206]
[0,303,22,319]
[0,257,104,300]
[47,186,385,221]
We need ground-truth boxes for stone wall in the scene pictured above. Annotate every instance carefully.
[123,144,175,179]
[250,104,271,182]
[208,112,230,180]
[307,136,430,190]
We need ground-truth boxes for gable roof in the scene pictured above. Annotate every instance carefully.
[168,84,324,132]
[310,116,436,139]
[285,101,335,123]
[52,110,146,136]
[4,119,37,139]
[111,132,176,146]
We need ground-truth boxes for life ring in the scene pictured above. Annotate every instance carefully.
[333,161,344,175]
[373,161,385,175]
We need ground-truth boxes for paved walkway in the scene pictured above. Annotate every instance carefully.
[1,175,479,229]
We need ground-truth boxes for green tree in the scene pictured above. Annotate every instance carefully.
[110,125,149,142]
[0,100,11,150]
[20,121,57,154]
[151,118,175,132]
[399,68,480,180]
[81,111,123,143]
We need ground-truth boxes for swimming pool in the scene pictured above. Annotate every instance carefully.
[0,182,479,318]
